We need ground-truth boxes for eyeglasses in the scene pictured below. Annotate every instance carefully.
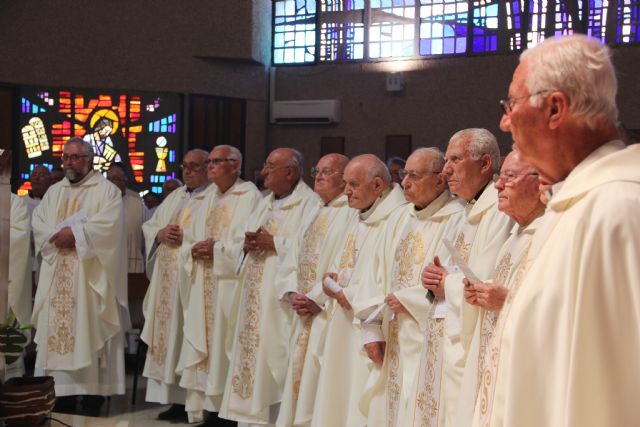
[180,162,205,172]
[311,167,342,178]
[398,169,440,181]
[262,162,292,172]
[499,90,554,115]
[493,171,539,184]
[61,154,89,163]
[205,158,237,166]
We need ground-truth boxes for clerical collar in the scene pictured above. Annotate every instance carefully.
[69,169,96,186]
[186,183,209,195]
[468,181,490,204]
[360,187,391,220]
[274,186,295,200]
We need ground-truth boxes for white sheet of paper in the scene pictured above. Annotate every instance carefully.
[364,302,387,324]
[442,238,481,284]
[323,276,342,293]
[432,299,447,319]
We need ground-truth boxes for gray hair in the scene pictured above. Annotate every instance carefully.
[285,148,304,176]
[214,145,243,168]
[449,128,501,173]
[352,154,391,185]
[412,147,445,172]
[65,136,94,157]
[185,148,209,161]
[520,34,618,129]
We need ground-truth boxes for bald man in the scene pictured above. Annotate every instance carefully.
[311,154,406,427]
[219,148,322,425]
[356,148,466,427]
[276,153,357,427]
[141,149,214,420]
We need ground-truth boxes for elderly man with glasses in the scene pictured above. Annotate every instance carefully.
[276,153,357,427]
[219,148,322,425]
[414,128,512,427]
[31,137,128,415]
[141,148,214,421]
[354,147,466,427]
[177,145,262,426]
[453,149,545,427]
[474,35,640,427]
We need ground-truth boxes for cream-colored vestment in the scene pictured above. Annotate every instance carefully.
[31,171,128,396]
[475,141,640,427]
[123,188,149,273]
[311,184,407,427]
[357,191,465,427]
[177,180,262,421]
[219,180,322,424]
[141,183,215,404]
[454,216,542,427]
[276,194,357,427]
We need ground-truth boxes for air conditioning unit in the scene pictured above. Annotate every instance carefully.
[272,100,340,125]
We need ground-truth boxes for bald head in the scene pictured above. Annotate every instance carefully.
[313,153,349,203]
[343,154,391,210]
[262,147,303,197]
[162,178,182,199]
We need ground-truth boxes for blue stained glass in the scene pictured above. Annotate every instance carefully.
[172,114,176,122]
[161,118,166,125]
[153,122,160,132]
[456,36,466,51]
[161,125,167,132]
[420,39,431,54]
[148,123,152,132]
[153,186,162,194]
[443,37,455,53]
[21,173,28,180]
[169,150,176,162]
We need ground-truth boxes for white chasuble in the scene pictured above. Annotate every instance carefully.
[141,183,214,403]
[178,180,262,421]
[123,188,149,273]
[31,171,127,396]
[276,194,357,427]
[311,184,407,427]
[357,191,465,427]
[454,216,542,427]
[423,183,512,427]
[220,180,321,424]
[476,141,640,427]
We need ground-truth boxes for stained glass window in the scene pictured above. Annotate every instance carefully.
[470,1,499,53]
[319,0,366,61]
[419,0,468,55]
[552,0,579,36]
[617,0,640,43]
[370,0,417,59]
[16,87,181,196]
[587,0,609,40]
[273,0,317,64]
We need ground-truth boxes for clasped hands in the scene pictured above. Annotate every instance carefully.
[192,238,215,261]
[243,227,275,253]
[49,226,75,249]
[288,292,321,317]
[157,224,183,246]
[463,278,508,312]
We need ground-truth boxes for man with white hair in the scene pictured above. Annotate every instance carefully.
[356,148,465,427]
[475,34,640,427]
[276,153,356,427]
[454,149,545,427]
[219,148,321,425]
[141,149,213,420]
[418,128,512,426]
[177,145,262,426]
[311,154,406,427]
[31,137,128,413]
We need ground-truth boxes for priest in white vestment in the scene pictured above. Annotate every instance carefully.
[453,150,545,426]
[177,145,262,426]
[22,165,51,279]
[32,137,128,413]
[311,154,406,427]
[418,129,512,427]
[219,148,321,425]
[107,163,150,273]
[475,35,640,427]
[141,149,213,420]
[4,194,31,381]
[355,148,465,427]
[276,153,356,427]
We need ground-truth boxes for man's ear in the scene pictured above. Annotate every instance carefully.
[548,91,569,130]
[480,153,493,174]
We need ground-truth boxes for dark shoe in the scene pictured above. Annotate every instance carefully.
[80,395,106,417]
[53,395,77,413]
[157,403,187,421]
[196,412,238,426]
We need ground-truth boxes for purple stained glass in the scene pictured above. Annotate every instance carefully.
[616,0,640,43]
